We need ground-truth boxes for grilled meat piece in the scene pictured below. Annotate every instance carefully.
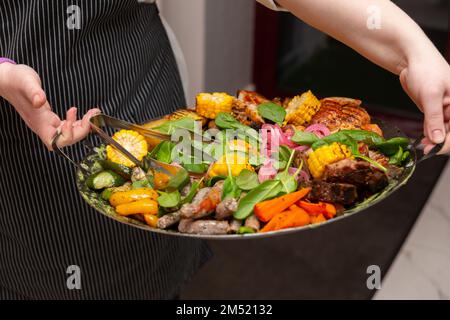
[232,90,268,127]
[368,150,389,167]
[157,210,182,229]
[323,159,389,194]
[178,219,230,235]
[245,214,261,232]
[307,180,358,206]
[215,198,239,220]
[310,97,370,132]
[180,181,224,219]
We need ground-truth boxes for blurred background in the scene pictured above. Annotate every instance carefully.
[157,0,450,299]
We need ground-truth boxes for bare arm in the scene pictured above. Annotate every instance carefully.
[278,0,450,153]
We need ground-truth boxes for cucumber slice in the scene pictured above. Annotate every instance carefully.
[86,171,126,190]
[99,160,132,180]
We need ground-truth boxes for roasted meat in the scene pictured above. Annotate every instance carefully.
[245,214,261,232]
[178,219,230,235]
[232,90,268,127]
[310,97,370,132]
[180,181,224,220]
[323,159,389,194]
[229,219,242,233]
[215,198,238,220]
[307,180,358,206]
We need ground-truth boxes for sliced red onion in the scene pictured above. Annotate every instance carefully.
[287,167,310,182]
[305,124,331,138]
[258,158,278,183]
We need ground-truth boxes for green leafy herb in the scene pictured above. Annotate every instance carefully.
[236,169,259,191]
[222,164,242,200]
[375,137,410,156]
[132,178,152,189]
[291,131,319,146]
[234,180,282,220]
[182,163,209,174]
[157,190,181,208]
[154,141,175,164]
[154,118,199,134]
[273,145,292,170]
[257,102,286,125]
[181,178,203,205]
[206,175,227,187]
[215,112,260,143]
[275,151,302,194]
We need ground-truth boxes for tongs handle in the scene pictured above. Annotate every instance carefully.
[51,132,90,174]
[411,134,445,164]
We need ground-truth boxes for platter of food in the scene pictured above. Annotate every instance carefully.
[54,90,440,239]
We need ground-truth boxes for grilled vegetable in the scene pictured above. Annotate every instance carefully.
[115,199,158,216]
[109,188,159,207]
[298,201,336,219]
[100,160,133,180]
[165,109,207,126]
[144,214,158,228]
[196,92,234,119]
[106,130,148,167]
[260,205,310,233]
[285,90,321,126]
[86,171,126,190]
[254,188,311,222]
[307,142,353,179]
[208,154,254,178]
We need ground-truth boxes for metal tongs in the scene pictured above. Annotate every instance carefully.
[52,114,209,178]
[409,133,446,165]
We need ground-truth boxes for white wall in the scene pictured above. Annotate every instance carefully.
[158,0,255,105]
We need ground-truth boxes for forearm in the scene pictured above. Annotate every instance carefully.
[277,0,445,74]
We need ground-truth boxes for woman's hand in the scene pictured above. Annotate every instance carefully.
[0,63,100,150]
[399,56,450,154]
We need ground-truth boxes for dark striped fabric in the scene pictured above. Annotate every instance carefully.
[0,0,210,299]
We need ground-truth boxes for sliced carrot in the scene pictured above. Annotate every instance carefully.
[254,188,311,223]
[298,201,336,219]
[311,214,326,225]
[260,207,310,233]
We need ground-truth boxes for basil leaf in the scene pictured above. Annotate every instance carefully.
[389,146,404,166]
[234,180,282,220]
[291,131,319,145]
[167,167,189,190]
[236,169,259,191]
[257,102,286,125]
[157,190,181,208]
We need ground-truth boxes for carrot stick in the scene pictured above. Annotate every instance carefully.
[260,206,310,233]
[298,201,336,219]
[254,188,311,222]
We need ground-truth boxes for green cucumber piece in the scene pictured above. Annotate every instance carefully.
[86,170,126,190]
[99,160,132,180]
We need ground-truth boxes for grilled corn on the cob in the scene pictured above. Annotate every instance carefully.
[196,92,234,119]
[165,109,207,126]
[285,90,321,126]
[106,130,148,167]
[307,143,352,179]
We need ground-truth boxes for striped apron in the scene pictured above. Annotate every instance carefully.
[0,0,210,299]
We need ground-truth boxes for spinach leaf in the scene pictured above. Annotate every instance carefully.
[236,169,259,191]
[215,113,260,143]
[375,137,409,156]
[257,102,286,125]
[157,190,181,208]
[275,150,302,194]
[234,180,282,220]
[206,175,227,187]
[291,131,319,145]
[273,145,292,170]
[182,163,209,174]
[221,164,241,200]
[154,141,175,163]
[131,178,152,189]
[237,226,256,234]
[154,118,199,134]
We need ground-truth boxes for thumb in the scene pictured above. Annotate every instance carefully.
[423,93,446,144]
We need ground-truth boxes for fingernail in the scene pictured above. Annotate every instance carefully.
[432,130,445,143]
